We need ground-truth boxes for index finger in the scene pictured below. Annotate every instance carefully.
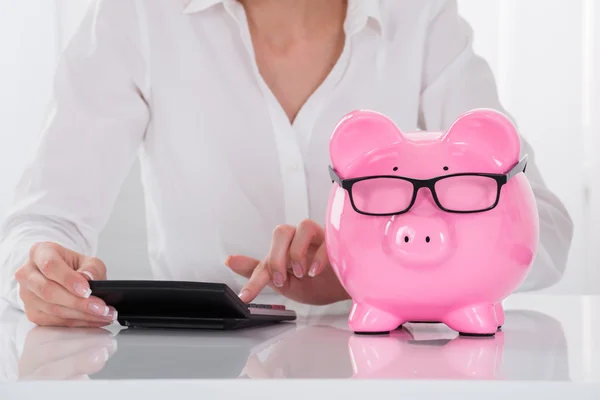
[32,245,91,299]
[238,260,271,303]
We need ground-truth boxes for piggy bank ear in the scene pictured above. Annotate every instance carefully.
[442,109,521,169]
[330,110,403,173]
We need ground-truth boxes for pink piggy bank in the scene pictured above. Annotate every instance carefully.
[325,109,539,336]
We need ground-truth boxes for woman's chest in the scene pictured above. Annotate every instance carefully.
[144,35,424,156]
[139,1,429,166]
[140,22,426,225]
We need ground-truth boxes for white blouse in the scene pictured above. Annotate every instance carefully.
[0,0,573,310]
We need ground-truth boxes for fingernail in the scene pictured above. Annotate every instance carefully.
[292,262,303,278]
[80,271,94,281]
[308,262,320,277]
[273,272,284,287]
[104,308,118,321]
[88,302,109,316]
[238,289,250,302]
[74,282,92,298]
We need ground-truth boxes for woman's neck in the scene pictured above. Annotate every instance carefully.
[240,0,347,47]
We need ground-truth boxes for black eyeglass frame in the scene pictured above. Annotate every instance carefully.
[329,154,528,216]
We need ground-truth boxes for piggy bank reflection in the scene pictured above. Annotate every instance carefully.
[350,327,504,379]
[325,109,539,335]
[350,310,569,380]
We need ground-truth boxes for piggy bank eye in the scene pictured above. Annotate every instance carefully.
[443,166,449,171]
[393,167,398,172]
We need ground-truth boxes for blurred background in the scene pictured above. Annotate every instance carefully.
[0,0,598,294]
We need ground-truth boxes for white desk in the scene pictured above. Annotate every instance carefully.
[0,294,599,399]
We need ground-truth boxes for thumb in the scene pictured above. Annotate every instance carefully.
[77,256,108,281]
[225,255,260,279]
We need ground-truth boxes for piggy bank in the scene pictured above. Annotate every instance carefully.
[325,109,539,336]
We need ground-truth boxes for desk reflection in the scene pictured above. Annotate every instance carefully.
[18,327,116,380]
[245,310,570,380]
[16,322,296,380]
[13,310,569,380]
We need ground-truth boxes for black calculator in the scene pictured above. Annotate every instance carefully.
[89,280,297,330]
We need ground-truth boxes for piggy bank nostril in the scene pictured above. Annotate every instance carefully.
[425,236,431,243]
[404,236,409,243]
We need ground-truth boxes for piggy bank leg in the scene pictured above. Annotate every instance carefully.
[495,303,504,329]
[444,304,498,337]
[349,302,404,334]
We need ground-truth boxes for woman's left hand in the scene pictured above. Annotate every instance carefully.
[225,219,350,305]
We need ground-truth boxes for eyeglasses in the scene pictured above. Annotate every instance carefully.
[329,154,528,216]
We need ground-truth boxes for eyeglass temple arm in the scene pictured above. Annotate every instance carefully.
[506,154,528,181]
[329,165,343,185]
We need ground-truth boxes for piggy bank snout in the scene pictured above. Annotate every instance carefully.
[385,214,451,265]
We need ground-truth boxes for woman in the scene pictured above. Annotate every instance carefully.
[0,0,573,327]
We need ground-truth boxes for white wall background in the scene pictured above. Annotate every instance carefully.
[0,0,598,292]
[457,0,599,294]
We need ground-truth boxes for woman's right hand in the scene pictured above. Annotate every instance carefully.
[14,242,117,327]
